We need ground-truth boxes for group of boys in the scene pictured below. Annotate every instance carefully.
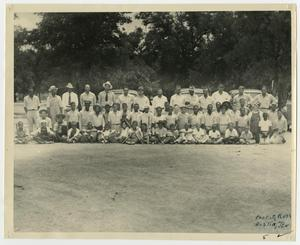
[16,81,288,145]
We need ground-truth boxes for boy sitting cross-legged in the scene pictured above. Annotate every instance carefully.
[192,123,209,144]
[15,121,30,144]
[207,123,223,144]
[67,121,81,143]
[163,123,179,144]
[223,122,240,144]
[31,120,55,144]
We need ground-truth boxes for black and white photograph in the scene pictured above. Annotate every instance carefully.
[5,3,296,240]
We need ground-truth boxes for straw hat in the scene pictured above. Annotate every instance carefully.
[66,83,74,89]
[48,85,58,92]
[103,81,113,89]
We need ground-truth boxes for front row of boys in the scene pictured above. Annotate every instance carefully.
[15,100,287,145]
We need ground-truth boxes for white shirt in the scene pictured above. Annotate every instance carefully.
[62,92,79,109]
[225,128,239,138]
[199,95,214,111]
[133,95,150,111]
[117,94,134,110]
[212,91,231,104]
[67,110,80,123]
[252,93,277,109]
[80,92,97,107]
[259,119,272,132]
[152,95,168,109]
[183,94,199,107]
[108,111,122,125]
[24,95,40,110]
[92,113,105,128]
[170,94,185,107]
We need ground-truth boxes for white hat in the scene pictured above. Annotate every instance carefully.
[48,85,58,92]
[66,83,74,89]
[103,81,113,89]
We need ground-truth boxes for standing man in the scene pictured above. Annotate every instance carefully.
[152,88,168,110]
[24,87,40,133]
[199,88,214,112]
[170,85,185,108]
[232,86,251,109]
[98,81,115,107]
[47,85,63,125]
[80,84,97,108]
[252,85,277,113]
[133,86,150,111]
[183,85,199,113]
[212,83,231,105]
[117,87,134,111]
[62,82,79,112]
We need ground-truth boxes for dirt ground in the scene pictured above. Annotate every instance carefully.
[14,138,292,233]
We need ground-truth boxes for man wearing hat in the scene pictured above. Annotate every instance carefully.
[133,86,150,111]
[98,81,115,107]
[46,85,63,126]
[23,87,40,132]
[80,84,97,108]
[62,83,79,112]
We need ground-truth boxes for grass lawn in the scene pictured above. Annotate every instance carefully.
[14,141,292,233]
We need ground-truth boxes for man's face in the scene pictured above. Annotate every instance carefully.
[41,111,47,118]
[157,89,163,96]
[203,89,208,96]
[71,103,76,110]
[113,104,118,112]
[193,105,199,114]
[238,87,244,95]
[133,104,139,111]
[263,113,268,120]
[85,85,90,92]
[29,89,34,96]
[218,85,224,92]
[181,107,186,113]
[105,105,110,112]
[122,103,128,111]
[104,85,110,91]
[277,111,282,119]
[94,106,101,113]
[175,87,181,94]
[189,89,194,95]
[57,117,63,123]
[207,104,213,112]
[262,87,267,95]
[156,108,162,115]
[138,89,144,96]
[124,88,129,95]
[144,107,149,113]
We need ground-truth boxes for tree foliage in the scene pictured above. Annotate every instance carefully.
[14,11,291,105]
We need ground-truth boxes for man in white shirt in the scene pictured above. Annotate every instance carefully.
[152,88,168,109]
[212,83,231,105]
[98,81,116,107]
[133,86,150,111]
[232,86,251,109]
[24,88,40,132]
[170,85,185,107]
[117,87,134,111]
[61,83,79,112]
[252,85,277,112]
[80,84,97,108]
[184,86,200,112]
[199,88,214,112]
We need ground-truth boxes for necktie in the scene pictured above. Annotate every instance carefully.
[105,92,108,102]
[68,92,71,105]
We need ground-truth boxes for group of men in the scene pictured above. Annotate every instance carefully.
[16,81,288,145]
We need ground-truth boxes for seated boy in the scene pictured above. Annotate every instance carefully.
[31,120,55,144]
[223,122,240,144]
[258,112,272,144]
[163,123,179,144]
[126,121,143,145]
[103,122,118,143]
[175,123,195,144]
[117,121,130,144]
[38,109,52,129]
[192,123,209,144]
[15,121,30,144]
[80,121,98,143]
[240,127,255,144]
[53,113,68,142]
[153,120,168,144]
[141,123,150,144]
[67,121,81,143]
[207,124,223,144]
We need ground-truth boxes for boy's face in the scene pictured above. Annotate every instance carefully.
[105,105,110,112]
[221,107,226,114]
[17,122,23,129]
[41,111,47,118]
[263,113,268,120]
[95,106,101,113]
[181,107,186,114]
[132,122,137,129]
[229,124,234,130]
[133,104,139,111]
[156,108,162,115]
[207,104,213,112]
[216,103,221,110]
[212,125,216,131]
[193,106,199,114]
